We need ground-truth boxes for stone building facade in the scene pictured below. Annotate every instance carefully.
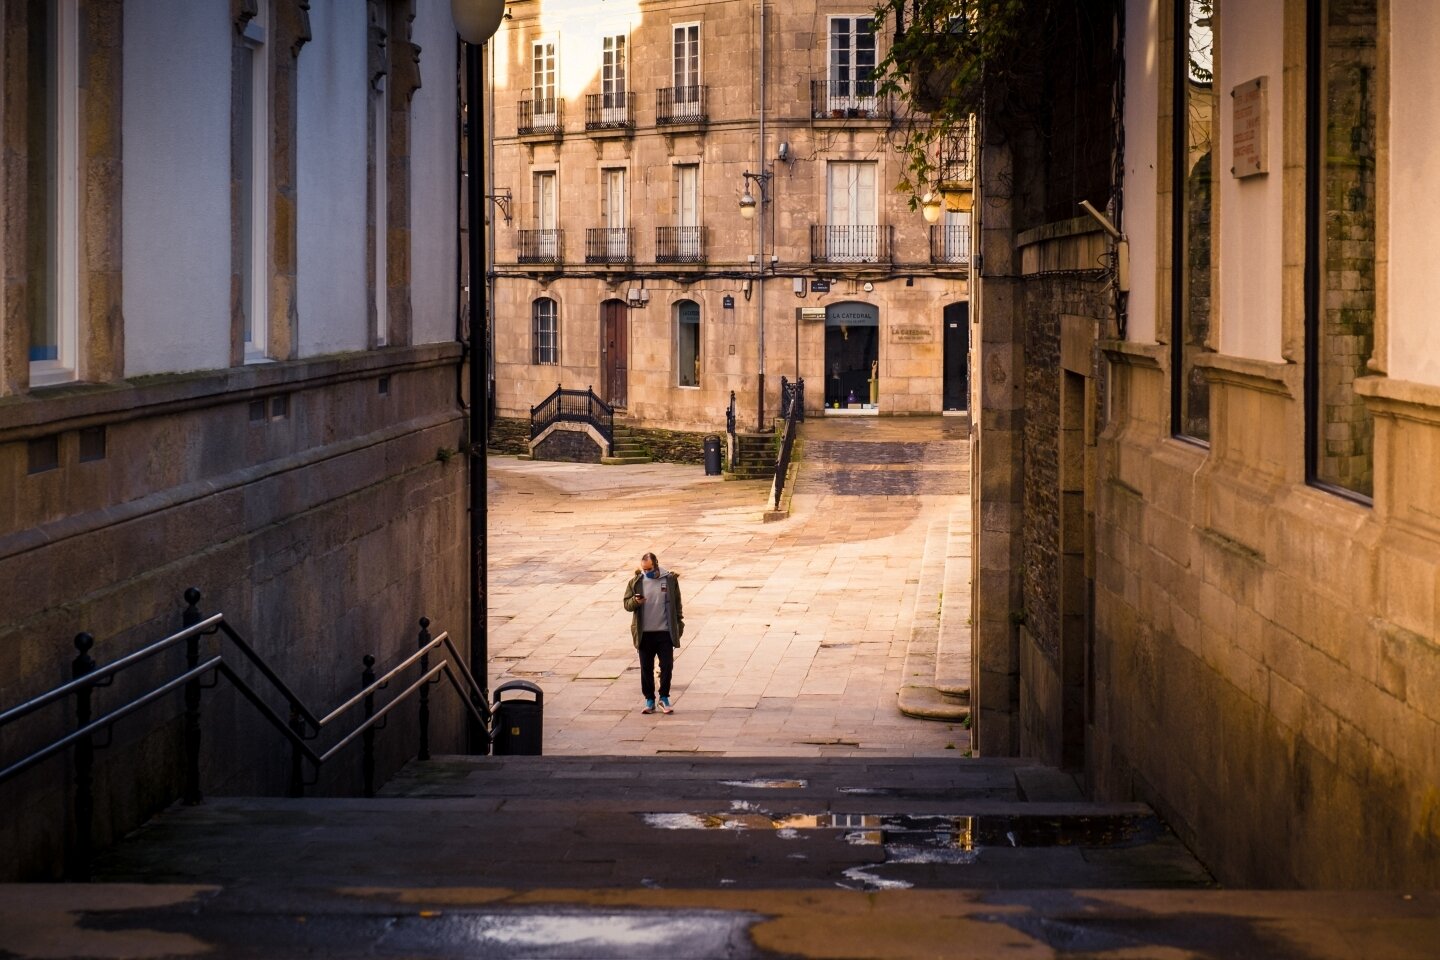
[0,0,470,879]
[971,0,1440,888]
[485,0,973,431]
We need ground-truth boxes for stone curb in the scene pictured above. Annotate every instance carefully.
[897,515,970,722]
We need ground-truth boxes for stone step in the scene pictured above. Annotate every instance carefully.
[92,755,1212,893]
[601,455,652,466]
[898,514,969,723]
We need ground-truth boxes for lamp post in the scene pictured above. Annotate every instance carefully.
[739,168,772,429]
[453,0,505,754]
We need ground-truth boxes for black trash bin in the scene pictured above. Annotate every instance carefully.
[492,679,543,755]
[703,435,722,476]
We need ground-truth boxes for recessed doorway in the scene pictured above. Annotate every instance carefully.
[824,301,879,412]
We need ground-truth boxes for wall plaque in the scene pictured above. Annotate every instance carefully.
[1231,76,1268,178]
[799,307,827,322]
[810,279,831,293]
[890,324,933,344]
[722,294,735,309]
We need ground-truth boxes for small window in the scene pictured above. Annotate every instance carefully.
[676,300,700,387]
[270,394,290,420]
[78,426,106,462]
[533,298,559,365]
[28,436,60,475]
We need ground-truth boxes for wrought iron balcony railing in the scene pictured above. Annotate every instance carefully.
[517,229,564,265]
[656,86,708,125]
[517,93,563,136]
[939,121,975,185]
[585,92,635,131]
[929,223,972,265]
[656,226,706,263]
[585,228,633,264]
[809,79,888,120]
[810,224,893,264]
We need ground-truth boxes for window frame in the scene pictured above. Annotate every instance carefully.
[239,5,271,363]
[372,70,389,348]
[675,299,701,388]
[1168,0,1216,444]
[1303,0,1378,504]
[532,297,559,366]
[28,0,81,387]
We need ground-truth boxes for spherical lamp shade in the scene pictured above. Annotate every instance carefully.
[452,0,507,44]
[921,193,942,224]
[738,191,758,220]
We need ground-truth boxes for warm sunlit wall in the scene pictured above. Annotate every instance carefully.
[1385,0,1440,386]
[1122,0,1161,344]
[1216,0,1285,361]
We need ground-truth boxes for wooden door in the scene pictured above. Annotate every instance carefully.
[601,300,628,407]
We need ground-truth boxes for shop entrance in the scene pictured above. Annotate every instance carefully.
[824,301,879,410]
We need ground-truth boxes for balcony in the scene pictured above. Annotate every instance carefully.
[809,79,889,121]
[516,229,564,265]
[656,86,708,126]
[585,228,633,265]
[517,93,563,137]
[810,225,893,265]
[939,121,975,186]
[929,223,971,265]
[584,92,635,133]
[656,226,706,264]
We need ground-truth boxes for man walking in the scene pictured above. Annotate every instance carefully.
[622,552,683,714]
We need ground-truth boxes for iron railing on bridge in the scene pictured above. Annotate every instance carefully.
[531,385,615,455]
[0,589,489,880]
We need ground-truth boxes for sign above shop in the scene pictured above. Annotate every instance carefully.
[1231,76,1268,178]
[890,324,933,344]
[810,279,831,293]
[826,302,879,327]
[799,307,827,322]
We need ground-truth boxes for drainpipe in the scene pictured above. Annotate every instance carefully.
[465,40,491,753]
[755,0,767,430]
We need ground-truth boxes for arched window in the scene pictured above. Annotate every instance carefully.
[675,300,700,387]
[532,298,558,365]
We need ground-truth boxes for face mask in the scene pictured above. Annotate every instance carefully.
[644,569,658,579]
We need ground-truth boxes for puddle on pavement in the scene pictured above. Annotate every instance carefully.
[718,779,808,789]
[639,811,1158,849]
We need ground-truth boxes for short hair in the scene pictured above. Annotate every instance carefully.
[641,552,659,568]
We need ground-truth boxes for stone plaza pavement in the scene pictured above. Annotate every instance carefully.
[488,416,972,757]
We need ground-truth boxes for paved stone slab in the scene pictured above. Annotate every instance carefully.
[489,417,975,757]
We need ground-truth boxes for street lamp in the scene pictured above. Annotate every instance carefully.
[452,0,505,754]
[738,169,772,427]
[921,192,943,224]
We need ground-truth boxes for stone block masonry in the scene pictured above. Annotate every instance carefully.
[0,346,470,880]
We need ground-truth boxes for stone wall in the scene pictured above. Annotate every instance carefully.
[532,425,603,463]
[491,416,530,455]
[0,347,470,880]
[1093,351,1440,888]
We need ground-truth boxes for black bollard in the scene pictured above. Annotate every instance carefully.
[181,589,204,805]
[417,618,431,761]
[361,654,377,798]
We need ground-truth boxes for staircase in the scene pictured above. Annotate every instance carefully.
[727,430,774,480]
[95,755,1212,893]
[602,424,652,465]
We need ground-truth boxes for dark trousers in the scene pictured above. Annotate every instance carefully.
[638,631,673,700]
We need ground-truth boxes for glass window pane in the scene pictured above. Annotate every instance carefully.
[1174,0,1215,441]
[1312,0,1376,496]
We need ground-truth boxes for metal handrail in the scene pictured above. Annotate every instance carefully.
[772,378,805,510]
[0,614,223,729]
[0,589,495,879]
